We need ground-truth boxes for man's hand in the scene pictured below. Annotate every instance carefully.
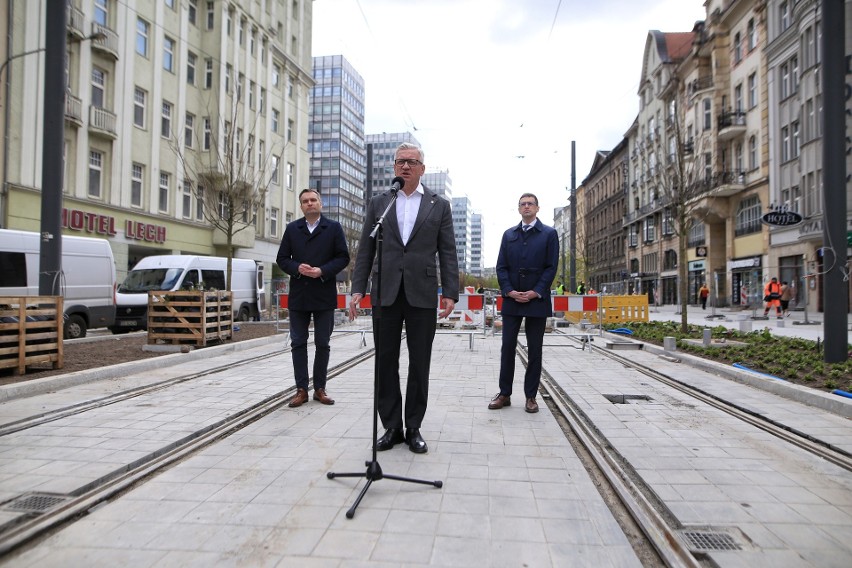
[438,297,455,319]
[349,293,363,321]
[298,263,322,278]
[508,290,535,303]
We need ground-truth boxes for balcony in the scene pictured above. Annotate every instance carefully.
[89,105,117,138]
[687,75,713,97]
[65,93,83,126]
[717,110,747,141]
[683,139,694,155]
[90,23,119,59]
[67,5,85,40]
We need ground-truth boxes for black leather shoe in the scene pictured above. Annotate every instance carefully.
[405,428,428,454]
[375,428,405,451]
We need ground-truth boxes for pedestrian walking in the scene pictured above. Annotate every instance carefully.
[763,277,783,319]
[699,283,709,310]
[780,281,794,317]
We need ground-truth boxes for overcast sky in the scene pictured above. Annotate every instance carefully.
[311,0,707,268]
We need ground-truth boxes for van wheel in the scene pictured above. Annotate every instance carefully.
[65,315,87,339]
[237,306,251,322]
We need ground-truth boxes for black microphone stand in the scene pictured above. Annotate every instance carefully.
[327,188,442,519]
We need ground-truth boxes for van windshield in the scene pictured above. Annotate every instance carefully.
[118,268,184,293]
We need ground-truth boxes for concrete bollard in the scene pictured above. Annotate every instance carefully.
[702,328,712,347]
[739,320,752,333]
[663,336,677,351]
[776,319,785,328]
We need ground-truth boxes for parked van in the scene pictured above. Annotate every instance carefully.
[111,255,264,332]
[0,229,116,339]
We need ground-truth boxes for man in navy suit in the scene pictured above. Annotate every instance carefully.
[489,193,559,414]
[277,189,350,408]
[349,142,459,454]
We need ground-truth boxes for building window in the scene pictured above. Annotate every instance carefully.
[271,109,279,132]
[94,0,108,26]
[734,84,743,111]
[702,98,711,131]
[272,64,280,88]
[203,117,211,150]
[791,120,800,158]
[133,87,146,128]
[187,52,196,85]
[735,195,761,236]
[733,32,742,63]
[131,163,143,207]
[748,135,757,170]
[287,162,295,190]
[747,19,756,51]
[188,0,197,25]
[662,208,674,235]
[259,88,266,115]
[748,73,756,108]
[225,64,232,93]
[136,18,149,57]
[288,75,294,98]
[185,113,194,147]
[163,37,175,72]
[196,190,204,221]
[781,126,790,162]
[239,18,245,45]
[159,172,170,213]
[250,29,256,55]
[780,1,790,32]
[643,216,655,242]
[88,151,103,198]
[206,1,214,29]
[287,119,293,142]
[161,100,172,138]
[91,67,105,108]
[628,224,638,247]
[165,0,175,8]
[735,142,744,173]
[271,155,279,184]
[204,58,213,89]
[183,179,192,218]
[780,63,789,99]
[248,81,255,109]
[270,208,279,237]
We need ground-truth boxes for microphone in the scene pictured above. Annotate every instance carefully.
[390,176,405,194]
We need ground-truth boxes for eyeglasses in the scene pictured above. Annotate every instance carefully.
[518,201,538,207]
[394,159,422,167]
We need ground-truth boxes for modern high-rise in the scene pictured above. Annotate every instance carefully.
[421,171,452,201]
[308,54,365,269]
[2,0,313,282]
[470,212,483,277]
[452,196,473,274]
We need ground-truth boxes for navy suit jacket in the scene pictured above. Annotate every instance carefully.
[496,220,559,318]
[276,215,350,311]
[351,188,459,308]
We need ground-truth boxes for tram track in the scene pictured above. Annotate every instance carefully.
[0,338,375,556]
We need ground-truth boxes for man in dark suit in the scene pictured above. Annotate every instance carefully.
[489,193,559,414]
[348,142,459,454]
[277,189,350,407]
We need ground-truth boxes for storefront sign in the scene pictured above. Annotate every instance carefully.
[695,246,707,257]
[761,209,803,227]
[728,256,761,270]
[62,207,167,243]
[689,260,706,271]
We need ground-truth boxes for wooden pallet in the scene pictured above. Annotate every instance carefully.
[0,296,64,375]
[147,291,233,346]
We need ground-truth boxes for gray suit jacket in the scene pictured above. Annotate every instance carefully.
[351,189,459,308]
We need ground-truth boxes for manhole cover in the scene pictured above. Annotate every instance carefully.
[1,492,70,513]
[603,394,652,404]
[680,530,742,551]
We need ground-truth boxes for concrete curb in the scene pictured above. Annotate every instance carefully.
[601,331,852,418]
[0,334,284,403]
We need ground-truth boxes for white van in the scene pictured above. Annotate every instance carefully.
[0,228,116,339]
[111,255,264,332]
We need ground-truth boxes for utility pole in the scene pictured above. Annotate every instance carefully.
[38,1,67,296]
[569,140,576,293]
[820,0,848,363]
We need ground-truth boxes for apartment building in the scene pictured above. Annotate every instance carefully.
[1,0,312,281]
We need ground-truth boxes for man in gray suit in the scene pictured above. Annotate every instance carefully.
[348,142,459,454]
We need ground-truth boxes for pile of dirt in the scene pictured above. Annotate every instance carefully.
[0,322,282,385]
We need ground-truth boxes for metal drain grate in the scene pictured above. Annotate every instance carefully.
[603,394,652,404]
[680,530,742,551]
[1,492,71,514]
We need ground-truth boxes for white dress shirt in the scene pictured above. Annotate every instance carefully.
[396,183,423,245]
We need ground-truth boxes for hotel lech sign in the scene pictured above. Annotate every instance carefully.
[761,206,803,227]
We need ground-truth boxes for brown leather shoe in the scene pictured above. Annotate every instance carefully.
[313,388,335,405]
[288,388,308,408]
[525,398,539,413]
[488,393,511,410]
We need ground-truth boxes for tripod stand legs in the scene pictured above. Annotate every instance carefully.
[327,459,443,519]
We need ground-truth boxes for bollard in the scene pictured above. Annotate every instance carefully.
[663,336,677,351]
[776,318,785,328]
[702,328,712,347]
[739,320,752,333]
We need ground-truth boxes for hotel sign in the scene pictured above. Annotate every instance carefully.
[761,209,803,227]
[62,207,167,244]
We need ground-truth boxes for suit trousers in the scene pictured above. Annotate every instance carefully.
[289,309,334,391]
[498,314,546,400]
[373,283,436,430]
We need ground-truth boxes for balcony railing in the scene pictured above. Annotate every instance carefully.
[65,93,83,125]
[91,23,119,59]
[687,75,713,96]
[717,110,747,141]
[89,105,117,138]
[67,5,85,39]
